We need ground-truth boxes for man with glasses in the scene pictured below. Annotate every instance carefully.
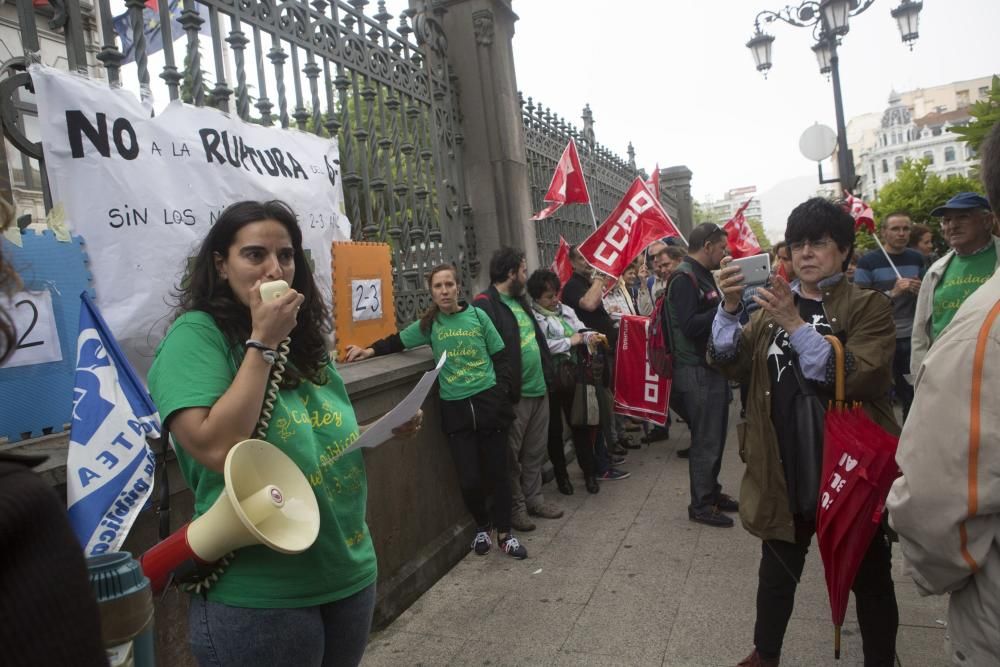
[911,192,999,373]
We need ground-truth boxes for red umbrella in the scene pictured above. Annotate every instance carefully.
[815,336,900,659]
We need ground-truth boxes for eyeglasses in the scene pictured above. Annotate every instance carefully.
[789,238,834,253]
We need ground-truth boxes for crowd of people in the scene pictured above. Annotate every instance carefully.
[2,126,998,667]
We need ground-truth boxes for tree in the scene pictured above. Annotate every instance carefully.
[692,200,713,225]
[864,158,983,253]
[951,74,1000,153]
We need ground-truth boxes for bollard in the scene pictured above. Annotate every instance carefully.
[87,552,155,667]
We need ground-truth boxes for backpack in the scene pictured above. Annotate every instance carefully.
[647,270,698,379]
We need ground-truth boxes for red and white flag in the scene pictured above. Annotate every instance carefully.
[645,164,661,202]
[531,138,591,220]
[844,191,875,234]
[723,198,761,259]
[577,178,682,283]
[613,315,669,425]
[551,236,573,286]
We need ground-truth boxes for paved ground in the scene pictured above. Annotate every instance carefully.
[363,405,950,666]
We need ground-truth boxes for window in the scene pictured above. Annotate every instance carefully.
[882,159,889,174]
[923,151,934,165]
[871,165,877,182]
[894,156,905,170]
[931,126,943,137]
[979,86,989,99]
[945,147,956,162]
[956,90,970,107]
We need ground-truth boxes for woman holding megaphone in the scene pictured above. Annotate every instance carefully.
[149,200,418,666]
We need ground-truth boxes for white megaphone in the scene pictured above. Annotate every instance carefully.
[140,439,320,593]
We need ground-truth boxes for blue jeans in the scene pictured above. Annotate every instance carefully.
[673,364,731,513]
[188,583,376,667]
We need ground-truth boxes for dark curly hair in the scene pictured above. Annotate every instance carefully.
[489,246,525,284]
[785,197,856,272]
[526,268,561,300]
[0,198,20,364]
[172,200,330,388]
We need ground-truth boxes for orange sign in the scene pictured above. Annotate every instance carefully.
[331,242,396,361]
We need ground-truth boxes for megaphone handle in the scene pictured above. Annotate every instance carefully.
[139,522,207,594]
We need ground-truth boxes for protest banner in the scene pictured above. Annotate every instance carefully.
[613,315,669,425]
[29,64,349,373]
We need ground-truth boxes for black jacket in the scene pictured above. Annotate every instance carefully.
[473,284,553,403]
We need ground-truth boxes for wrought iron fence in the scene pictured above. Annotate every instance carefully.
[522,96,644,267]
[0,0,475,325]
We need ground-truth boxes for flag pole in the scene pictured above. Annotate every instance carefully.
[586,199,599,230]
[870,234,902,280]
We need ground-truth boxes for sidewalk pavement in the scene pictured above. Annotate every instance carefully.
[363,406,950,666]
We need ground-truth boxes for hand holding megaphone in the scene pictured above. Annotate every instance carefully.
[140,439,320,594]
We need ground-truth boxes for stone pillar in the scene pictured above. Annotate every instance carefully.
[661,165,694,239]
[426,0,536,291]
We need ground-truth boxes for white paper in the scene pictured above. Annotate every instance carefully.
[350,279,384,322]
[342,352,447,454]
[1,290,63,368]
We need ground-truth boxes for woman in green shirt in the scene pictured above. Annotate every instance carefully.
[149,200,410,666]
[346,264,528,559]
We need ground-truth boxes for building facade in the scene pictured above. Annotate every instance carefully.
[700,185,762,225]
[849,76,991,201]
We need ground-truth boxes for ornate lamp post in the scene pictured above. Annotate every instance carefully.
[746,0,923,192]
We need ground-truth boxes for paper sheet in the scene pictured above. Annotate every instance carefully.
[341,352,446,455]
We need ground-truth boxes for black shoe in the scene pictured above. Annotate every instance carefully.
[584,475,600,494]
[611,444,628,456]
[556,476,574,496]
[716,493,739,513]
[688,507,734,528]
[611,454,627,466]
[676,447,690,459]
[643,426,670,443]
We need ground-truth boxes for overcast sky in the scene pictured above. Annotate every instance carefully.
[377,0,998,238]
[112,0,1000,239]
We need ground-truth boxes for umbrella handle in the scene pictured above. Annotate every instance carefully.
[824,335,845,406]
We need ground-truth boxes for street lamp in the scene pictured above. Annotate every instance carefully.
[747,0,922,192]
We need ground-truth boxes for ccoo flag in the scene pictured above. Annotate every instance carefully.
[67,292,160,557]
[723,198,761,259]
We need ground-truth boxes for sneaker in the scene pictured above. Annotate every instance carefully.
[471,529,491,555]
[688,507,734,528]
[716,493,739,513]
[528,502,564,519]
[511,510,536,532]
[611,454,627,466]
[736,649,780,666]
[611,443,628,456]
[599,468,631,481]
[676,447,690,459]
[499,534,528,559]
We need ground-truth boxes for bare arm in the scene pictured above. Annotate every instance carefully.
[576,274,607,312]
[169,280,304,473]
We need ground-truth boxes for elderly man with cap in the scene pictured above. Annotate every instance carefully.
[911,192,999,373]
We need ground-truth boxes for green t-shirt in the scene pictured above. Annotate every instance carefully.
[398,305,504,401]
[148,311,377,608]
[499,293,547,398]
[932,244,997,340]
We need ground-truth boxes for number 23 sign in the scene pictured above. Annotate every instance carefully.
[2,290,63,368]
[351,279,382,321]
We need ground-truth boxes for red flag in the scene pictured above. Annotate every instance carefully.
[645,164,661,202]
[531,139,590,220]
[577,178,682,283]
[613,315,669,426]
[551,236,573,286]
[844,191,875,234]
[723,199,762,259]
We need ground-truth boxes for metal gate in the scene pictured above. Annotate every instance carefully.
[0,0,475,324]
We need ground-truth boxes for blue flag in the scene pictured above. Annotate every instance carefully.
[113,0,208,65]
[67,292,161,556]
